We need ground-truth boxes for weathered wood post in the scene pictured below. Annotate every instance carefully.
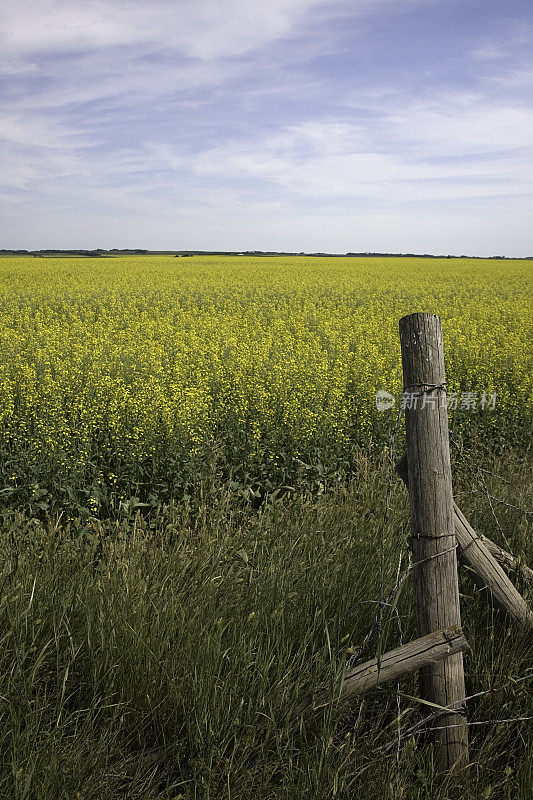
[399,313,469,771]
[396,454,533,627]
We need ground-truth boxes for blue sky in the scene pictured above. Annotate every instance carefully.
[1,0,532,255]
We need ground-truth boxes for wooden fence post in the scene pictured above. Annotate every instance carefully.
[399,313,469,771]
[396,453,533,628]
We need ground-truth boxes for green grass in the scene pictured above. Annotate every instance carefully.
[1,447,531,799]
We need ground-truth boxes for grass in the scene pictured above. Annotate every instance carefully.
[1,446,531,800]
[1,253,531,797]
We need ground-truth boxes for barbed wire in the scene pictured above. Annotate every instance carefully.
[452,449,532,514]
[460,488,533,516]
[379,404,403,628]
[379,403,405,800]
[476,467,514,485]
[345,543,459,673]
[382,670,533,751]
[341,407,531,786]
[402,382,447,398]
[346,669,533,787]
[449,432,512,549]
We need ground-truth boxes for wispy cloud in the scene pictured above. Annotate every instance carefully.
[2,0,319,59]
[1,0,532,254]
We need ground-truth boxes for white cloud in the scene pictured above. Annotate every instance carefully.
[0,0,339,127]
[1,0,331,61]
[0,114,88,149]
[182,100,533,202]
[2,95,532,215]
[388,103,533,156]
[470,45,506,62]
[1,0,532,254]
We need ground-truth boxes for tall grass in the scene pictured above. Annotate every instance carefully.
[1,449,531,799]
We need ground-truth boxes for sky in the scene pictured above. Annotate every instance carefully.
[1,0,532,255]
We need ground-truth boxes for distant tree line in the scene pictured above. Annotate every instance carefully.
[1,249,530,259]
[0,249,149,257]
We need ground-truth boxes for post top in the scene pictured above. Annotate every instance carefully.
[399,312,441,326]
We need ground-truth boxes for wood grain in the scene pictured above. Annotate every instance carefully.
[396,453,533,628]
[399,312,469,771]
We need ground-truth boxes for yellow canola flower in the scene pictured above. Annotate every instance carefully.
[0,254,530,489]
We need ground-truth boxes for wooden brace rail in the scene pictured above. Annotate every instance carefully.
[396,453,533,629]
[299,626,469,718]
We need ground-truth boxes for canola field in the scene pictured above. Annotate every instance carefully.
[0,255,531,514]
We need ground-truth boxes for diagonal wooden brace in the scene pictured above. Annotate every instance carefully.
[335,626,469,703]
[396,453,533,629]
[474,530,533,589]
[298,626,469,719]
